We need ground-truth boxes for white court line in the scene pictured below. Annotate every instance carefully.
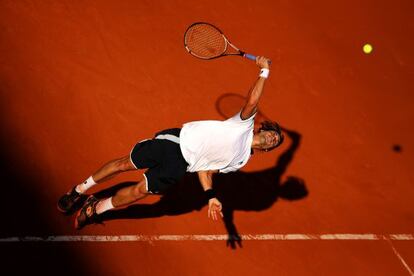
[0,234,413,242]
[2,234,412,274]
[386,238,414,276]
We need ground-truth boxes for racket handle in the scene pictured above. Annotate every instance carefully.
[244,53,257,61]
[244,53,272,65]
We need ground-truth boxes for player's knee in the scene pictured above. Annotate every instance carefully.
[132,181,148,198]
[116,157,135,172]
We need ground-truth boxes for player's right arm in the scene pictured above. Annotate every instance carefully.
[240,56,271,120]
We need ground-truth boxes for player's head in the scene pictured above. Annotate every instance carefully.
[256,121,284,151]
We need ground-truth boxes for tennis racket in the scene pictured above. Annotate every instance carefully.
[184,22,267,63]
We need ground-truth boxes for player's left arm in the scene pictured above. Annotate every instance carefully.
[197,170,223,220]
[240,56,271,120]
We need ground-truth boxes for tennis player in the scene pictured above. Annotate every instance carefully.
[58,56,284,229]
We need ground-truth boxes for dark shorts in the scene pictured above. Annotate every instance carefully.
[129,128,188,194]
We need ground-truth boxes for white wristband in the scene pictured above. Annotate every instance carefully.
[259,68,270,79]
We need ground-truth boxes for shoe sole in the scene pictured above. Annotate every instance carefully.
[57,202,71,214]
[74,208,82,230]
[74,196,97,230]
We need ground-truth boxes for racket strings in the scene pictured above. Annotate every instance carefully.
[185,24,227,59]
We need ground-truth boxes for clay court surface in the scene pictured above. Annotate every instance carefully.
[1,0,413,275]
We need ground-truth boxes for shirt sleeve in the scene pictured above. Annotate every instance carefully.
[226,110,256,124]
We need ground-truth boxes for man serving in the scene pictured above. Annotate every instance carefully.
[57,56,284,229]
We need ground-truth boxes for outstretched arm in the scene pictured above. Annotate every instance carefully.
[197,170,223,220]
[240,56,271,120]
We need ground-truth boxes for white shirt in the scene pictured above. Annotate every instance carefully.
[179,111,255,173]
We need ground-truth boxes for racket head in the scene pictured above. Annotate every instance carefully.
[184,22,242,60]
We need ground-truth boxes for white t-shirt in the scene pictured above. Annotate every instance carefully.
[179,111,255,173]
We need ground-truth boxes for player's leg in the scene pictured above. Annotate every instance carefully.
[74,179,149,229]
[79,155,136,193]
[57,155,136,214]
[74,133,189,229]
[110,178,148,207]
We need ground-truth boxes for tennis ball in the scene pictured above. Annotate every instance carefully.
[363,44,373,54]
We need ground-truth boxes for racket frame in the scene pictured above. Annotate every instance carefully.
[184,22,254,61]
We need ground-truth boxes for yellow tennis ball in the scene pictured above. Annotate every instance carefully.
[363,44,373,54]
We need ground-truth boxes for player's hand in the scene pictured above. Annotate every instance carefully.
[208,198,223,220]
[256,56,271,69]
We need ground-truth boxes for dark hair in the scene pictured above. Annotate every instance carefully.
[259,121,284,151]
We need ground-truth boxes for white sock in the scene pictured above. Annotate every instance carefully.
[75,176,97,194]
[96,197,115,215]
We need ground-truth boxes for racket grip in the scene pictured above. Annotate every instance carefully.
[244,53,257,61]
[244,53,272,65]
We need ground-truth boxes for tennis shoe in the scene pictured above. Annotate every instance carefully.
[57,186,85,214]
[75,195,101,230]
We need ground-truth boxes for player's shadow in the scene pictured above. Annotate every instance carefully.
[98,94,308,249]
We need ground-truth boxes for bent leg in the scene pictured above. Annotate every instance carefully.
[75,155,136,194]
[111,179,149,208]
[92,155,136,183]
[61,155,138,214]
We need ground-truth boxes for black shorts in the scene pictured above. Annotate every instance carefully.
[129,128,188,194]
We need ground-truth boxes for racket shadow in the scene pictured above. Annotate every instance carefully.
[215,92,276,129]
[98,95,308,249]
